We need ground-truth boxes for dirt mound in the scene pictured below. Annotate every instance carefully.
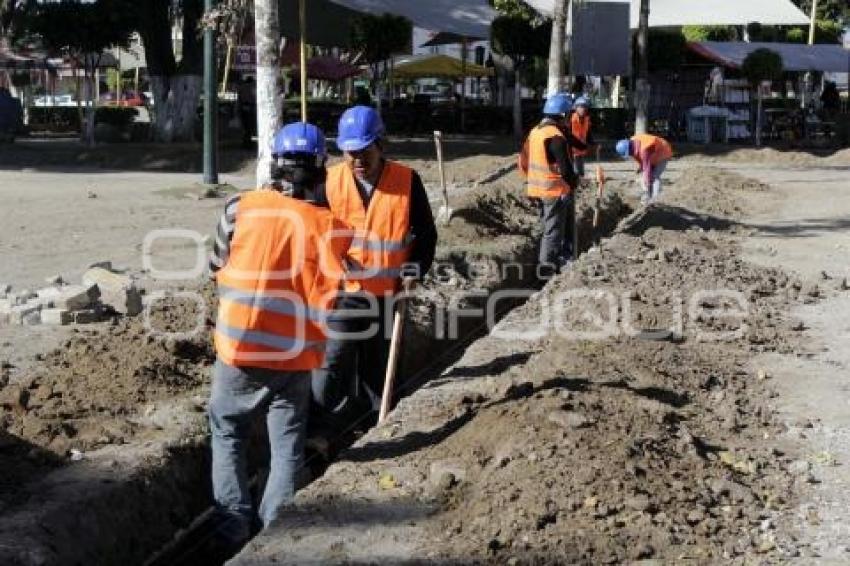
[237,201,817,564]
[664,166,770,218]
[0,288,215,462]
[682,147,850,168]
[416,227,805,562]
[617,203,736,235]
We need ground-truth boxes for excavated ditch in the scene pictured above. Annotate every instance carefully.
[0,173,631,566]
[228,169,827,564]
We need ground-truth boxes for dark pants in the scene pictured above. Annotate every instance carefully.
[538,195,575,271]
[311,295,391,437]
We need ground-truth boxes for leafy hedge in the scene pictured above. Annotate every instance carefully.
[28,106,138,132]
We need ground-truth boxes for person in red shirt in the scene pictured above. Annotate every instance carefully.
[569,96,596,182]
[615,134,673,205]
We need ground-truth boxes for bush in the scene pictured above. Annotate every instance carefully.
[682,26,737,42]
[94,107,138,128]
[28,106,138,133]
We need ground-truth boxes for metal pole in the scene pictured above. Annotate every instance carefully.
[203,0,219,185]
[299,0,307,122]
[808,0,818,45]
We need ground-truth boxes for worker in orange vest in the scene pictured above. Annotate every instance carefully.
[207,122,351,547]
[615,134,673,205]
[311,106,437,449]
[569,96,596,181]
[519,93,586,276]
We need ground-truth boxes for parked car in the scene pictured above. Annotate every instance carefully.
[33,94,77,107]
[99,90,147,107]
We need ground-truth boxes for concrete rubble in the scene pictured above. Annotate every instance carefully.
[0,264,143,327]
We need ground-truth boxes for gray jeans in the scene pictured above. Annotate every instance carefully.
[209,359,311,536]
[643,159,668,203]
[538,195,575,269]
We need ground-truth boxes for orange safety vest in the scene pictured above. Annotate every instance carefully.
[214,190,349,371]
[522,124,571,199]
[570,113,591,157]
[326,161,413,296]
[631,134,673,166]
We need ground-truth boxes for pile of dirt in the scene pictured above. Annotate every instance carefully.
[233,193,829,563]
[413,226,809,562]
[664,166,770,219]
[682,147,850,168]
[0,288,215,463]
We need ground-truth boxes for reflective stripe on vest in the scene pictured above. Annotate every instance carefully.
[213,190,346,371]
[525,124,570,199]
[570,114,591,157]
[326,161,413,296]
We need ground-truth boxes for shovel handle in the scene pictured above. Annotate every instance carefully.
[378,287,411,424]
[434,130,449,208]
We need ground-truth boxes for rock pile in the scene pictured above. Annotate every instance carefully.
[0,263,142,327]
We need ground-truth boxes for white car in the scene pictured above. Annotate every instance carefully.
[33,94,77,107]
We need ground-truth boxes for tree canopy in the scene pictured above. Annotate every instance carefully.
[350,12,412,66]
[741,48,784,85]
[491,14,549,69]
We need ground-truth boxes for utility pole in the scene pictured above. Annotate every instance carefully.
[807,0,818,45]
[802,0,818,110]
[203,0,219,186]
[634,0,650,134]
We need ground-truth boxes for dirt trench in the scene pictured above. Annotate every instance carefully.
[226,167,829,564]
[0,169,629,565]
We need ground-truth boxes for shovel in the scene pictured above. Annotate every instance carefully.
[592,146,607,244]
[433,130,453,225]
[378,280,413,424]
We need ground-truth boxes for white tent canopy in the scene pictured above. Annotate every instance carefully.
[327,0,496,39]
[524,0,810,29]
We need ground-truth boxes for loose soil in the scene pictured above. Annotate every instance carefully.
[228,166,837,565]
[2,140,846,564]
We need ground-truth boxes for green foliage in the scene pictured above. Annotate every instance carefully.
[491,15,549,68]
[30,0,135,65]
[741,48,784,85]
[746,22,783,42]
[350,12,412,66]
[643,30,686,73]
[489,0,537,20]
[94,106,138,128]
[791,0,848,24]
[785,20,844,43]
[682,26,737,42]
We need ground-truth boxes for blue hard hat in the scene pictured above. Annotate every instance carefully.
[542,93,573,116]
[574,96,590,108]
[337,105,385,152]
[273,122,327,160]
[615,139,632,158]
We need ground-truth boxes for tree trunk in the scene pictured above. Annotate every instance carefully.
[513,68,523,144]
[755,88,763,147]
[547,0,568,97]
[634,0,651,134]
[137,0,203,143]
[255,0,284,187]
[148,74,203,142]
[84,68,96,147]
